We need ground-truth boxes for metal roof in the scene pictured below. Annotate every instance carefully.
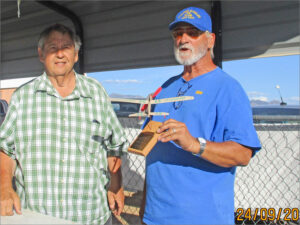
[1,0,299,80]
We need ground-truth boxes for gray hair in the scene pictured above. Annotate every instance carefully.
[205,31,214,59]
[38,24,81,51]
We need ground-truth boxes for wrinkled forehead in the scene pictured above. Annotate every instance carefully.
[44,31,74,46]
[172,22,198,31]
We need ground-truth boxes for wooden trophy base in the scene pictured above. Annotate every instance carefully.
[128,120,162,156]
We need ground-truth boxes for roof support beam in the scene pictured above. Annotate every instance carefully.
[211,0,222,68]
[36,1,84,74]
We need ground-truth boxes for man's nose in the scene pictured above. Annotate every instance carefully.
[56,48,64,58]
[179,32,190,45]
[182,32,190,41]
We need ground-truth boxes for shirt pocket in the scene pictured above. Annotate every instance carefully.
[75,119,109,173]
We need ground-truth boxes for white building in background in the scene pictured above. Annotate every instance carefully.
[0,77,36,103]
[0,74,88,103]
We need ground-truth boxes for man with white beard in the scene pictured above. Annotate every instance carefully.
[140,7,261,224]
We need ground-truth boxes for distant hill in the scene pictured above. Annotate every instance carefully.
[250,99,281,106]
[110,93,144,99]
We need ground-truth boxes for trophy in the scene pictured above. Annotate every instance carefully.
[111,94,194,156]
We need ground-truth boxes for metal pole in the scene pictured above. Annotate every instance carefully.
[211,0,222,68]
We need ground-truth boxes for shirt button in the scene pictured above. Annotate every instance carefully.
[63,138,67,142]
[62,159,65,163]
[61,179,65,183]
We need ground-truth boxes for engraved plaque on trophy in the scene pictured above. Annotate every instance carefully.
[128,120,162,156]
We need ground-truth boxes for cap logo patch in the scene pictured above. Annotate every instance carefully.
[196,90,203,95]
[178,9,201,20]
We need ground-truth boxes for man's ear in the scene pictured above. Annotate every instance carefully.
[74,50,79,63]
[208,33,216,49]
[38,48,44,63]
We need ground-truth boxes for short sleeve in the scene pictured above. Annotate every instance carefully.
[212,80,261,154]
[101,89,129,157]
[0,94,18,159]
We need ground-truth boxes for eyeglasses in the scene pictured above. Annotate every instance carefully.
[173,82,192,109]
[172,28,205,40]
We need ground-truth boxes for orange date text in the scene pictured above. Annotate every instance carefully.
[236,208,299,222]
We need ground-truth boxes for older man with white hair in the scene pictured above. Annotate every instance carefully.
[140,7,261,224]
[0,24,128,225]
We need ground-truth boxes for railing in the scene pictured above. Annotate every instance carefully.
[117,115,300,225]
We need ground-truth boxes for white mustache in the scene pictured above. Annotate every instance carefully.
[178,44,194,51]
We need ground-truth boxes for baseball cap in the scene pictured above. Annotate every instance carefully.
[169,7,212,32]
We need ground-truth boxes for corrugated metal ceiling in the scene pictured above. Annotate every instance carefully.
[1,0,299,80]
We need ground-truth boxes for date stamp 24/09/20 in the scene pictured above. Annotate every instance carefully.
[236,208,299,222]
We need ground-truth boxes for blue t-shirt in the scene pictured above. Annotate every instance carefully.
[143,67,261,225]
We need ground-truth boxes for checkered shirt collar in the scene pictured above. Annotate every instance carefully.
[34,71,92,99]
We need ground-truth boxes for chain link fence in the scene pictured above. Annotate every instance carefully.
[116,115,300,225]
[235,117,300,225]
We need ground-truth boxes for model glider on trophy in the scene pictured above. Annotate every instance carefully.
[110,94,194,156]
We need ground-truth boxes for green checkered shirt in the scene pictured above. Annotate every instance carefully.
[0,72,128,224]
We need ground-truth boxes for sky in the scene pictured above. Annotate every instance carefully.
[88,54,300,105]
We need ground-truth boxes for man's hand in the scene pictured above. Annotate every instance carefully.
[0,151,21,216]
[157,119,199,153]
[157,119,253,167]
[0,186,21,216]
[107,157,124,216]
[107,169,124,216]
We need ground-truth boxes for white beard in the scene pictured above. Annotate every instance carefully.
[174,43,207,66]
